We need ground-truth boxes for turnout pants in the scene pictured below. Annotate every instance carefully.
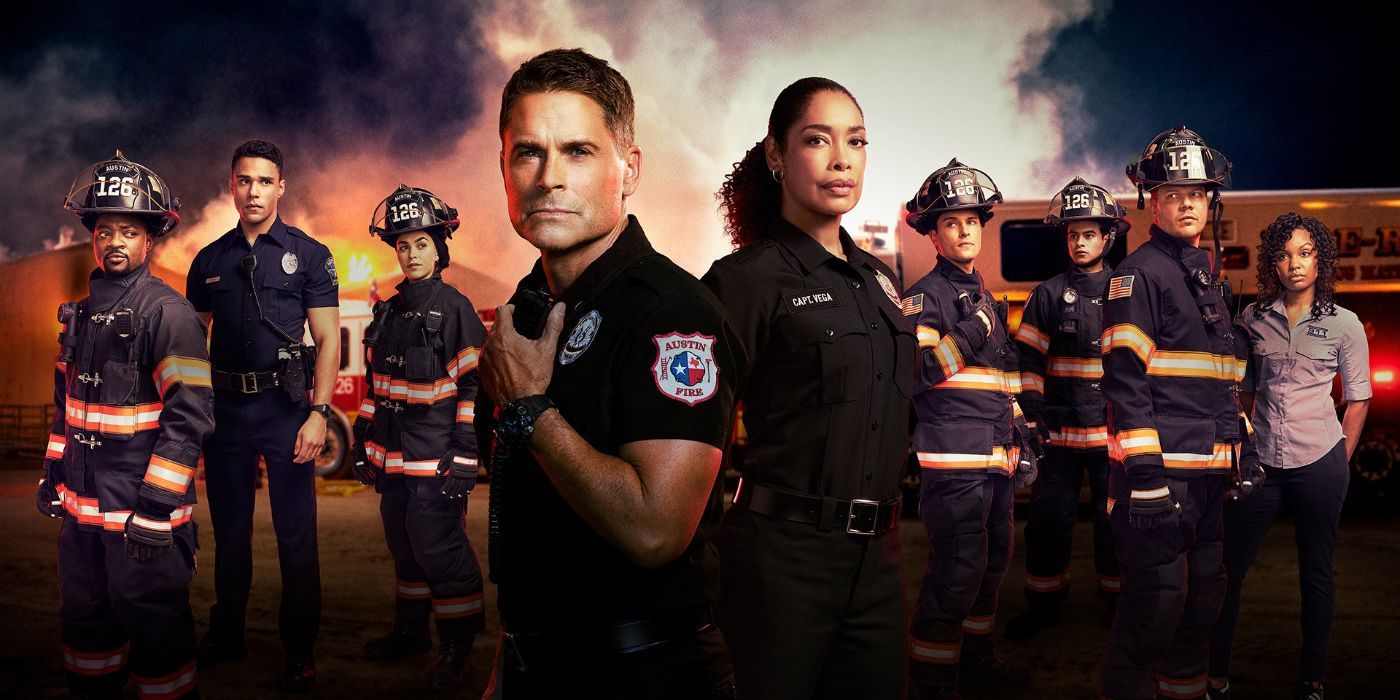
[910,472,1015,687]
[377,476,486,639]
[58,520,198,699]
[203,389,320,659]
[1210,439,1349,683]
[1023,447,1119,607]
[1102,473,1226,700]
[716,506,906,700]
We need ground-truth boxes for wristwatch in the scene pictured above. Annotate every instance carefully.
[497,395,556,450]
[310,403,332,420]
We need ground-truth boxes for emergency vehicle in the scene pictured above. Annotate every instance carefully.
[893,188,1400,505]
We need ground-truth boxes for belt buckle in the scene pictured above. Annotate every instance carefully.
[845,498,880,536]
[240,372,258,394]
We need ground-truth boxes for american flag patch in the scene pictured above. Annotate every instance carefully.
[1107,275,1134,300]
[901,293,924,316]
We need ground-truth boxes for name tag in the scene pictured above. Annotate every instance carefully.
[205,276,221,284]
[1306,325,1328,338]
[784,287,840,313]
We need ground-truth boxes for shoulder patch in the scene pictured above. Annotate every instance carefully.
[1107,275,1135,300]
[559,310,601,365]
[652,332,719,406]
[900,293,924,316]
[874,269,901,307]
[325,257,339,287]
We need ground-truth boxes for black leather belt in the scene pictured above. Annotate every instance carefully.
[211,369,280,394]
[503,606,715,672]
[734,479,899,536]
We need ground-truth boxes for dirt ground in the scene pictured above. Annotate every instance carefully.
[1,467,1396,699]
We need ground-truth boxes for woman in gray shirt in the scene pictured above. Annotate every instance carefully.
[1208,212,1371,700]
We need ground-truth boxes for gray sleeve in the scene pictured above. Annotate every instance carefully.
[1338,313,1372,402]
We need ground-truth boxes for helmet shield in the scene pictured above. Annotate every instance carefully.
[369,184,460,244]
[63,150,181,237]
[905,158,1003,233]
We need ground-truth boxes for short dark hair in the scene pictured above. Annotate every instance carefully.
[499,49,635,150]
[231,140,285,176]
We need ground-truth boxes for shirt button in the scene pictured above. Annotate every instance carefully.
[870,422,879,431]
[876,371,884,380]
[825,329,834,337]
[852,281,861,289]
[870,323,879,330]
[865,472,874,481]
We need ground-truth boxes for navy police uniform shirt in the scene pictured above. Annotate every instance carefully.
[481,215,744,633]
[702,216,915,501]
[186,217,339,372]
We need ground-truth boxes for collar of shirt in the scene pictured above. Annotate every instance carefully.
[516,214,655,308]
[395,272,443,307]
[1148,224,1211,271]
[767,215,861,275]
[229,216,291,249]
[934,254,985,292]
[1067,264,1111,290]
[88,261,152,310]
[1264,297,1329,326]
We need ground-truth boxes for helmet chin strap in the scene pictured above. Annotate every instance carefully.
[1209,190,1225,281]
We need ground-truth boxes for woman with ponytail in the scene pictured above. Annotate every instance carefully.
[702,78,914,699]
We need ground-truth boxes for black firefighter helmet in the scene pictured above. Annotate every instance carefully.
[369,184,460,268]
[1045,176,1132,246]
[62,150,181,237]
[905,158,1003,234]
[1125,125,1232,209]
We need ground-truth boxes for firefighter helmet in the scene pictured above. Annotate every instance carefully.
[62,150,181,237]
[1126,125,1231,207]
[370,184,460,268]
[905,158,1003,234]
[1046,177,1131,240]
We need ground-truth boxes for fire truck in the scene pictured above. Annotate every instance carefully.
[892,188,1400,505]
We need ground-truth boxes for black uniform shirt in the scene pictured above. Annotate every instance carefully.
[186,217,338,372]
[702,216,915,501]
[484,216,744,633]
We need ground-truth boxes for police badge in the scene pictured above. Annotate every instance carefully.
[282,251,298,274]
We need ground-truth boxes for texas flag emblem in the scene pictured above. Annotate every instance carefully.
[653,332,720,406]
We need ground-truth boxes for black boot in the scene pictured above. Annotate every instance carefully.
[196,606,247,671]
[277,655,316,694]
[959,649,1031,688]
[1002,606,1061,640]
[908,658,961,700]
[364,619,432,661]
[1293,680,1324,700]
[424,618,474,690]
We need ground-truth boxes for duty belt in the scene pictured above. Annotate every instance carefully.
[502,605,715,672]
[211,369,280,394]
[733,479,900,536]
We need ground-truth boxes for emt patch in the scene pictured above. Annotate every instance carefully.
[1107,275,1135,300]
[652,332,719,406]
[874,270,901,306]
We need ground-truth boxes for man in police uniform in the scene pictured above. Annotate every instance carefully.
[479,48,742,697]
[902,159,1036,698]
[186,140,340,692]
[1005,178,1128,639]
[40,151,213,699]
[1100,126,1254,700]
[352,184,487,689]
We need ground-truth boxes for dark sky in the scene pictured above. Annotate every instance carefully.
[2,1,1395,259]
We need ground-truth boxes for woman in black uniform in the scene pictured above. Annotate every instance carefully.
[350,184,488,690]
[702,78,915,700]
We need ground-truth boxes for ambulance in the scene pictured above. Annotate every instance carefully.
[892,188,1400,505]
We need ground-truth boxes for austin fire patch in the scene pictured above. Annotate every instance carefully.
[652,332,719,406]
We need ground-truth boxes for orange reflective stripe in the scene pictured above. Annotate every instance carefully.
[46,433,66,460]
[1110,428,1161,459]
[909,637,961,665]
[1162,443,1234,470]
[65,399,163,435]
[1097,574,1122,592]
[365,440,387,468]
[133,661,197,700]
[372,373,457,405]
[366,442,449,477]
[933,336,964,378]
[934,366,1010,392]
[1157,673,1208,699]
[1020,372,1045,394]
[1146,350,1242,381]
[396,580,431,600]
[1101,324,1154,364]
[357,397,376,418]
[917,447,1013,475]
[56,484,192,531]
[916,325,941,349]
[1049,426,1109,449]
[432,593,484,618]
[143,455,196,495]
[456,400,475,424]
[152,355,212,395]
[961,614,995,635]
[445,346,480,380]
[1015,322,1051,354]
[1025,569,1071,592]
[1239,411,1254,436]
[63,643,130,676]
[1047,356,1103,379]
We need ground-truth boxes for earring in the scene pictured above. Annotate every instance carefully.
[770,169,784,184]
